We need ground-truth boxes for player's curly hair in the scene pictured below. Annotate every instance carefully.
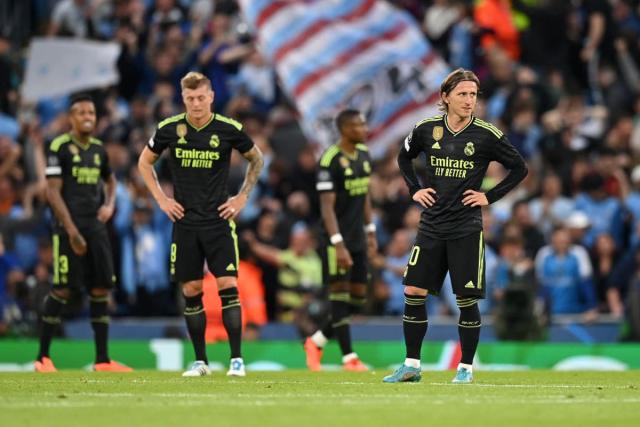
[180,71,212,91]
[438,68,480,112]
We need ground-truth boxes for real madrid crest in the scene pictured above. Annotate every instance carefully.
[339,156,349,169]
[210,134,220,148]
[432,126,443,141]
[69,144,81,163]
[363,160,371,174]
[94,154,101,166]
[464,142,475,156]
[176,124,187,144]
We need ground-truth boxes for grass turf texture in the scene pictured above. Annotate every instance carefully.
[1,371,639,427]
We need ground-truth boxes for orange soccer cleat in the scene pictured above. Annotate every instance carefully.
[303,337,323,371]
[34,356,58,373]
[94,360,133,372]
[343,357,369,372]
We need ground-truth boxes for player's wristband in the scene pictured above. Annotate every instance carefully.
[364,223,377,233]
[330,233,344,245]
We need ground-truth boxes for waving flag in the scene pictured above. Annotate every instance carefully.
[22,38,121,102]
[240,0,449,157]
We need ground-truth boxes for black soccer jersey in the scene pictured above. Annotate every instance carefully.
[398,115,527,240]
[148,113,254,228]
[45,133,112,230]
[316,143,372,252]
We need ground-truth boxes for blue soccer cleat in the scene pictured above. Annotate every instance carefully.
[382,365,422,383]
[227,357,246,377]
[452,366,473,384]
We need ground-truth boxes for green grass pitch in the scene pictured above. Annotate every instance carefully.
[1,371,639,427]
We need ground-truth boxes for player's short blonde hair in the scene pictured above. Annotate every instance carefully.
[438,68,480,112]
[180,71,212,91]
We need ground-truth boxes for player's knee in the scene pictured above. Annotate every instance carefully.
[182,280,203,296]
[216,276,237,291]
[404,285,428,297]
[51,288,70,300]
[350,282,367,298]
[328,282,349,293]
[89,288,110,298]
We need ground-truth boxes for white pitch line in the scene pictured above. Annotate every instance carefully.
[1,379,637,391]
[426,382,637,389]
[2,396,640,410]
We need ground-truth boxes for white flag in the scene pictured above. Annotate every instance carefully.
[22,38,121,101]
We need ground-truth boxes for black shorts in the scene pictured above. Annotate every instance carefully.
[52,226,115,290]
[171,221,239,283]
[320,246,368,285]
[403,231,486,298]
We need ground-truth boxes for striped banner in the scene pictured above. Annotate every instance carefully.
[240,0,449,157]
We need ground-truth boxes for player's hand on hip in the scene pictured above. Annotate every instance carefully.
[336,243,353,270]
[97,204,115,223]
[462,190,488,207]
[413,188,436,208]
[159,197,185,222]
[218,193,247,220]
[69,230,87,256]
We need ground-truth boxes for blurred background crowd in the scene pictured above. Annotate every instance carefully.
[1,0,640,341]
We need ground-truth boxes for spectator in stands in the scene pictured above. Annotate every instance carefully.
[494,235,536,305]
[0,233,20,335]
[243,223,322,325]
[591,232,619,311]
[564,210,592,249]
[0,33,17,116]
[231,48,277,113]
[535,227,598,321]
[377,228,412,315]
[474,0,520,61]
[625,165,640,247]
[198,11,253,111]
[529,173,575,239]
[0,136,21,179]
[130,199,171,316]
[493,235,544,340]
[48,0,93,38]
[505,200,545,258]
[574,172,625,248]
[575,0,616,105]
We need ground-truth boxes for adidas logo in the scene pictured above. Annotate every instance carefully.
[226,263,236,272]
[464,281,475,289]
[431,141,441,149]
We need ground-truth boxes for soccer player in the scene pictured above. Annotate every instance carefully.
[384,68,527,383]
[303,109,377,371]
[138,72,263,377]
[35,94,131,372]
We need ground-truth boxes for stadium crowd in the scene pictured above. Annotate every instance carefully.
[1,0,640,341]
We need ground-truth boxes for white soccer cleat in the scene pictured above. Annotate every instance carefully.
[226,358,246,377]
[182,361,211,377]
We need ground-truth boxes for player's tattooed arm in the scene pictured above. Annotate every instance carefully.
[46,177,86,256]
[219,145,264,220]
[239,145,264,197]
